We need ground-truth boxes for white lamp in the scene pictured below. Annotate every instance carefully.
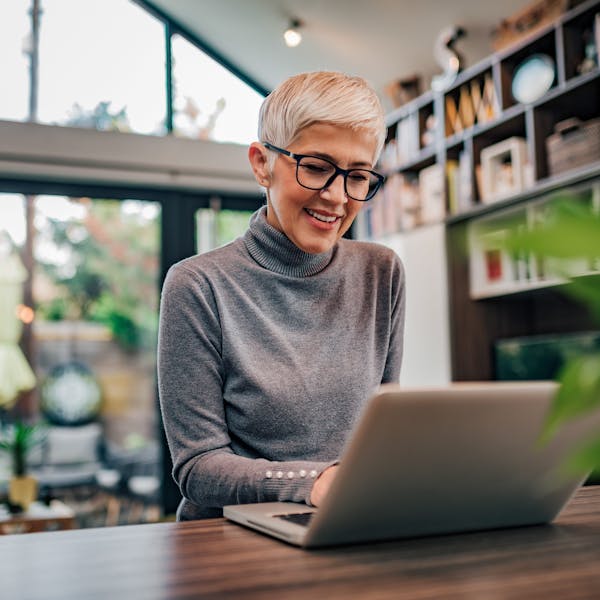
[284,19,303,48]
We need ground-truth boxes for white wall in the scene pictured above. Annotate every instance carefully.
[0,120,259,194]
[384,224,452,387]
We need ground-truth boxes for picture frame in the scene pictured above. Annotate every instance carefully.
[480,137,528,203]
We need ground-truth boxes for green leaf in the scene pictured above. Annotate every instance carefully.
[562,277,600,325]
[502,200,600,261]
[541,354,600,441]
[565,436,600,474]
[0,422,46,453]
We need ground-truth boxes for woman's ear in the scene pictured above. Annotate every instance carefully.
[248,142,271,187]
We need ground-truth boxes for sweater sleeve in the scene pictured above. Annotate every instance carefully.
[381,254,406,384]
[157,263,331,513]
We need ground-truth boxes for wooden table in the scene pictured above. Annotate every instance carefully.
[1,486,599,599]
[0,500,75,534]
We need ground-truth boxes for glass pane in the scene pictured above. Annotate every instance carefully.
[37,0,167,135]
[172,34,264,145]
[0,194,27,247]
[0,193,162,527]
[195,208,253,254]
[0,0,31,122]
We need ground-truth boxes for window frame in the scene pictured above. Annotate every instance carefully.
[133,0,269,133]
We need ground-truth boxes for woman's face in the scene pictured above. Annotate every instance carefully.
[254,123,378,254]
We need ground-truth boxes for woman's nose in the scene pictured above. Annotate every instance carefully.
[319,173,347,204]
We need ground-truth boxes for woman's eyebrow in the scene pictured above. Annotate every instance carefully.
[302,150,372,168]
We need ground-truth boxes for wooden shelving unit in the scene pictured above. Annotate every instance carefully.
[467,182,599,299]
[359,0,600,381]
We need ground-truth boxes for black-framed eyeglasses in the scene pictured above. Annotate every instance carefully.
[263,142,385,202]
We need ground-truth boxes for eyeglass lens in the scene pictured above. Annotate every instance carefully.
[297,157,380,201]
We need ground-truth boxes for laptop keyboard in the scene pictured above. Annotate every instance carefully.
[274,512,314,527]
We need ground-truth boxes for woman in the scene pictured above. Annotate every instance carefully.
[158,71,405,520]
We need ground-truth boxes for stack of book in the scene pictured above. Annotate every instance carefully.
[445,73,499,137]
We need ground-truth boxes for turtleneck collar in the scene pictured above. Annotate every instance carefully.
[243,206,335,277]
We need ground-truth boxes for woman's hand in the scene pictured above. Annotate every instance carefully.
[310,465,339,507]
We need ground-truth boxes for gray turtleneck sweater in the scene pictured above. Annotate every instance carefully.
[158,206,405,520]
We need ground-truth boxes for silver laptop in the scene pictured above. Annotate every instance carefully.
[224,381,600,548]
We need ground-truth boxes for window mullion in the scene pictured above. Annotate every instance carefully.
[165,21,174,134]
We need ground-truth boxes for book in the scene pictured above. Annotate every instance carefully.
[481,230,515,286]
[396,174,421,230]
[446,160,459,215]
[384,174,405,233]
[382,180,398,236]
[458,150,474,211]
[470,79,482,125]
[479,73,498,123]
[458,85,475,130]
[418,163,446,224]
[396,115,420,165]
[445,95,459,136]
[369,189,385,238]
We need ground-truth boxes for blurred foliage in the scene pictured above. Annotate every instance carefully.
[502,195,600,474]
[32,101,160,352]
[0,420,46,476]
[195,208,253,254]
[36,199,160,352]
[214,209,253,247]
[66,101,131,133]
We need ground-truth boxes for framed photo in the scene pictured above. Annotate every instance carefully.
[480,137,528,203]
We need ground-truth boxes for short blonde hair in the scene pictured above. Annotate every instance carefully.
[258,71,386,163]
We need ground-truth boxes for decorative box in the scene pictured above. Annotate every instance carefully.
[546,117,600,176]
[491,0,569,51]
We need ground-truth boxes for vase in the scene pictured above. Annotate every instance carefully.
[9,475,38,511]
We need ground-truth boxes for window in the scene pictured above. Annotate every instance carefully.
[37,0,167,135]
[0,0,31,122]
[0,1,265,140]
[195,207,254,254]
[0,193,163,527]
[172,34,263,145]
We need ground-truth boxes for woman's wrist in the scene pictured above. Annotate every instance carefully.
[309,465,338,507]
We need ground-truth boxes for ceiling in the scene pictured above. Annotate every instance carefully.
[149,0,532,110]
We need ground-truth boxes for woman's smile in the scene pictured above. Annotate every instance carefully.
[304,207,343,229]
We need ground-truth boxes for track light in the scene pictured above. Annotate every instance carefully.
[284,19,303,48]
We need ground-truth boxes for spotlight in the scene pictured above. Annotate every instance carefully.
[284,19,303,48]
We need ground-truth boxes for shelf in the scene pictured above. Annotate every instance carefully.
[443,103,526,149]
[561,0,600,80]
[392,146,437,174]
[471,269,600,300]
[560,0,600,25]
[446,161,600,224]
[444,56,495,95]
[467,181,600,301]
[375,0,600,382]
[471,277,566,300]
[385,90,435,126]
[499,29,559,110]
[535,68,600,107]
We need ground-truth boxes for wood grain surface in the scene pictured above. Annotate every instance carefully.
[1,486,599,599]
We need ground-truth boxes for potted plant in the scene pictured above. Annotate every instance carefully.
[0,420,43,511]
[503,197,600,476]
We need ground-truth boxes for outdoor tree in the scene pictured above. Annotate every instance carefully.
[35,102,159,351]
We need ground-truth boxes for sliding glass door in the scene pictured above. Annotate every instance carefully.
[1,192,162,527]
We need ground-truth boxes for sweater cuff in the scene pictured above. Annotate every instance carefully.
[258,460,335,506]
